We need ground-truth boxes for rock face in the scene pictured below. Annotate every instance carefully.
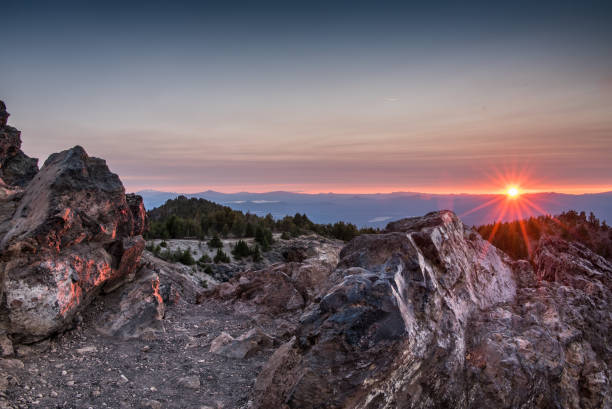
[253,211,611,409]
[0,104,147,343]
[0,101,38,187]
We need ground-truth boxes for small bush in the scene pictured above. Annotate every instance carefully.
[214,249,230,264]
[232,240,251,259]
[208,235,223,249]
[198,253,212,264]
[251,244,262,262]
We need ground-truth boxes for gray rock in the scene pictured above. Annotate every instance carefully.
[0,359,24,370]
[210,327,274,359]
[210,235,342,314]
[0,101,38,187]
[140,399,162,409]
[252,210,611,409]
[0,334,13,357]
[96,268,165,340]
[177,375,200,390]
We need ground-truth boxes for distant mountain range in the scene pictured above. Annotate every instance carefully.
[136,189,612,228]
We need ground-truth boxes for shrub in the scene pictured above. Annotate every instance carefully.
[232,240,251,259]
[214,249,230,264]
[255,227,274,251]
[198,253,212,264]
[208,234,223,249]
[251,244,262,262]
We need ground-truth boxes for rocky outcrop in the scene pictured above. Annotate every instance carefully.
[211,235,342,315]
[0,103,147,343]
[0,101,38,187]
[253,211,611,409]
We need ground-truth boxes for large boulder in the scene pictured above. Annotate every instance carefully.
[252,211,611,409]
[0,145,146,343]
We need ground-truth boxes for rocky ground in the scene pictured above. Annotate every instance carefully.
[0,231,343,409]
[1,298,275,409]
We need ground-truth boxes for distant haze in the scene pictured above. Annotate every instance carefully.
[138,190,612,228]
[3,1,612,195]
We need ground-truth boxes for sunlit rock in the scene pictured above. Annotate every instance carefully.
[0,144,146,342]
[253,210,611,409]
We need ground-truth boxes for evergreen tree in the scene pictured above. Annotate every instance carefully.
[232,240,251,259]
[214,249,230,264]
[208,234,223,249]
[251,244,262,262]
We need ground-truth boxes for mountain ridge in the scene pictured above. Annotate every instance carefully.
[137,189,612,227]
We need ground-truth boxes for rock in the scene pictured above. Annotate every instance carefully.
[140,252,207,305]
[75,346,97,354]
[210,327,274,359]
[0,334,13,357]
[177,375,200,390]
[14,345,33,357]
[0,100,8,127]
[96,268,165,340]
[0,373,7,393]
[210,235,342,315]
[0,101,38,187]
[252,210,611,409]
[0,359,24,370]
[140,399,162,409]
[0,144,146,342]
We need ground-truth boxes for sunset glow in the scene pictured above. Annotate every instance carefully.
[506,187,520,198]
[3,1,611,196]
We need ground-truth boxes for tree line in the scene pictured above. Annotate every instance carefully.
[146,196,378,242]
[476,210,611,261]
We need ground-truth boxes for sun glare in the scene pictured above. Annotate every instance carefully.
[506,186,519,198]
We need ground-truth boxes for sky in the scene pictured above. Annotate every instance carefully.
[2,0,612,194]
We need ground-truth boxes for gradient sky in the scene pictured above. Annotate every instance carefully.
[3,0,611,194]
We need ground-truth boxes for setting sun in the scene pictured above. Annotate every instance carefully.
[506,187,520,198]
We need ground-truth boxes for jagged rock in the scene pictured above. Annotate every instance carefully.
[0,145,146,342]
[96,267,165,340]
[0,101,8,127]
[210,327,275,359]
[252,211,611,409]
[0,101,38,187]
[140,252,211,305]
[210,235,342,315]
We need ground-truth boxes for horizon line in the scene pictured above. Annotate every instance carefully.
[134,187,612,196]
